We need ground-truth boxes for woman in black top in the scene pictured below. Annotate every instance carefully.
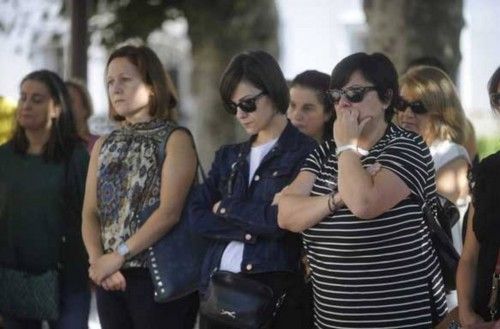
[457,66,500,326]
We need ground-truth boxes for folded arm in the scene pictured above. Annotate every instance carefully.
[337,150,411,219]
[189,151,253,242]
[277,171,334,232]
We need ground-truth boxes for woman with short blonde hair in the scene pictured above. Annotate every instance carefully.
[398,65,466,146]
[397,66,471,311]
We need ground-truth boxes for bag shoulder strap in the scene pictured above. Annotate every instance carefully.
[157,125,205,183]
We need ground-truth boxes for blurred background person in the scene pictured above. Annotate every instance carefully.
[287,70,334,143]
[0,70,90,328]
[405,56,478,167]
[287,69,335,328]
[190,50,316,329]
[82,45,199,329]
[279,52,447,328]
[464,119,479,168]
[457,66,500,327]
[397,65,471,311]
[65,79,99,153]
[397,66,470,253]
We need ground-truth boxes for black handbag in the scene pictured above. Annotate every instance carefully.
[200,271,278,329]
[146,199,206,302]
[424,196,460,291]
[0,267,59,320]
[142,126,206,302]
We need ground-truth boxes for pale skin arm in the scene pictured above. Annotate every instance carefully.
[88,129,197,286]
[81,137,126,291]
[82,136,105,265]
[213,171,336,233]
[435,158,469,205]
[277,171,337,233]
[335,109,411,219]
[277,162,382,232]
[457,204,485,326]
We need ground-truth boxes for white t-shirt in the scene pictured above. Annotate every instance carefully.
[219,138,278,273]
[429,139,470,253]
[429,139,470,310]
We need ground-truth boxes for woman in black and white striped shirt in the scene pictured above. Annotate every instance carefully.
[278,53,447,328]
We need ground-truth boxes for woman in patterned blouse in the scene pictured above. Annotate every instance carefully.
[81,45,198,329]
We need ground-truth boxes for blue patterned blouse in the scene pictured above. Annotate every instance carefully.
[97,119,176,268]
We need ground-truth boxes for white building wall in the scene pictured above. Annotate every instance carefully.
[276,0,365,80]
[460,0,500,136]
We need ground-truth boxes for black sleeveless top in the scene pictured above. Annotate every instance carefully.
[472,151,500,320]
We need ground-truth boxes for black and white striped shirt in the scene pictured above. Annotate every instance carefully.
[302,124,447,328]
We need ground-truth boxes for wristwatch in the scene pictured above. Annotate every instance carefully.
[116,242,130,260]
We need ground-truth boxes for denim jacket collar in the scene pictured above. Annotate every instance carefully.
[226,121,304,197]
[238,120,302,162]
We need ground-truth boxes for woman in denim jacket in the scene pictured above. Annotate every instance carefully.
[190,50,316,329]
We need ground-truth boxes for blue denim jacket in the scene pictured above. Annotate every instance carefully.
[189,122,316,290]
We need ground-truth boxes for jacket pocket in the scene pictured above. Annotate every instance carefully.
[257,166,295,202]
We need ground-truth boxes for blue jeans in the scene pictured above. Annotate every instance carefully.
[55,287,90,329]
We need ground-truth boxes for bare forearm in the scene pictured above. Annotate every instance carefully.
[338,151,374,210]
[278,194,331,232]
[82,211,104,263]
[457,258,478,315]
[125,208,179,257]
[457,205,484,324]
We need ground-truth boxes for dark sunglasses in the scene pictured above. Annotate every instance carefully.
[395,98,427,114]
[328,86,377,104]
[490,93,500,108]
[224,92,266,115]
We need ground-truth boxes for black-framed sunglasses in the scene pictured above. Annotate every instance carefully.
[395,98,427,114]
[490,93,500,108]
[328,86,377,104]
[224,92,266,115]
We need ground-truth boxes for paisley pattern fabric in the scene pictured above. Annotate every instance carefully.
[97,119,176,268]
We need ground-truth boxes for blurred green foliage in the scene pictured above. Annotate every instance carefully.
[96,0,278,55]
[478,135,500,160]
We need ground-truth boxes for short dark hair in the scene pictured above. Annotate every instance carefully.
[488,66,500,112]
[291,70,334,140]
[219,50,289,114]
[12,70,79,162]
[106,45,178,122]
[330,52,399,122]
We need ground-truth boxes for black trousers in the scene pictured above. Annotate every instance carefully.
[199,271,310,329]
[2,318,41,329]
[96,268,199,329]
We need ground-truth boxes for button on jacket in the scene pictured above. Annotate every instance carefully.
[189,122,316,290]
